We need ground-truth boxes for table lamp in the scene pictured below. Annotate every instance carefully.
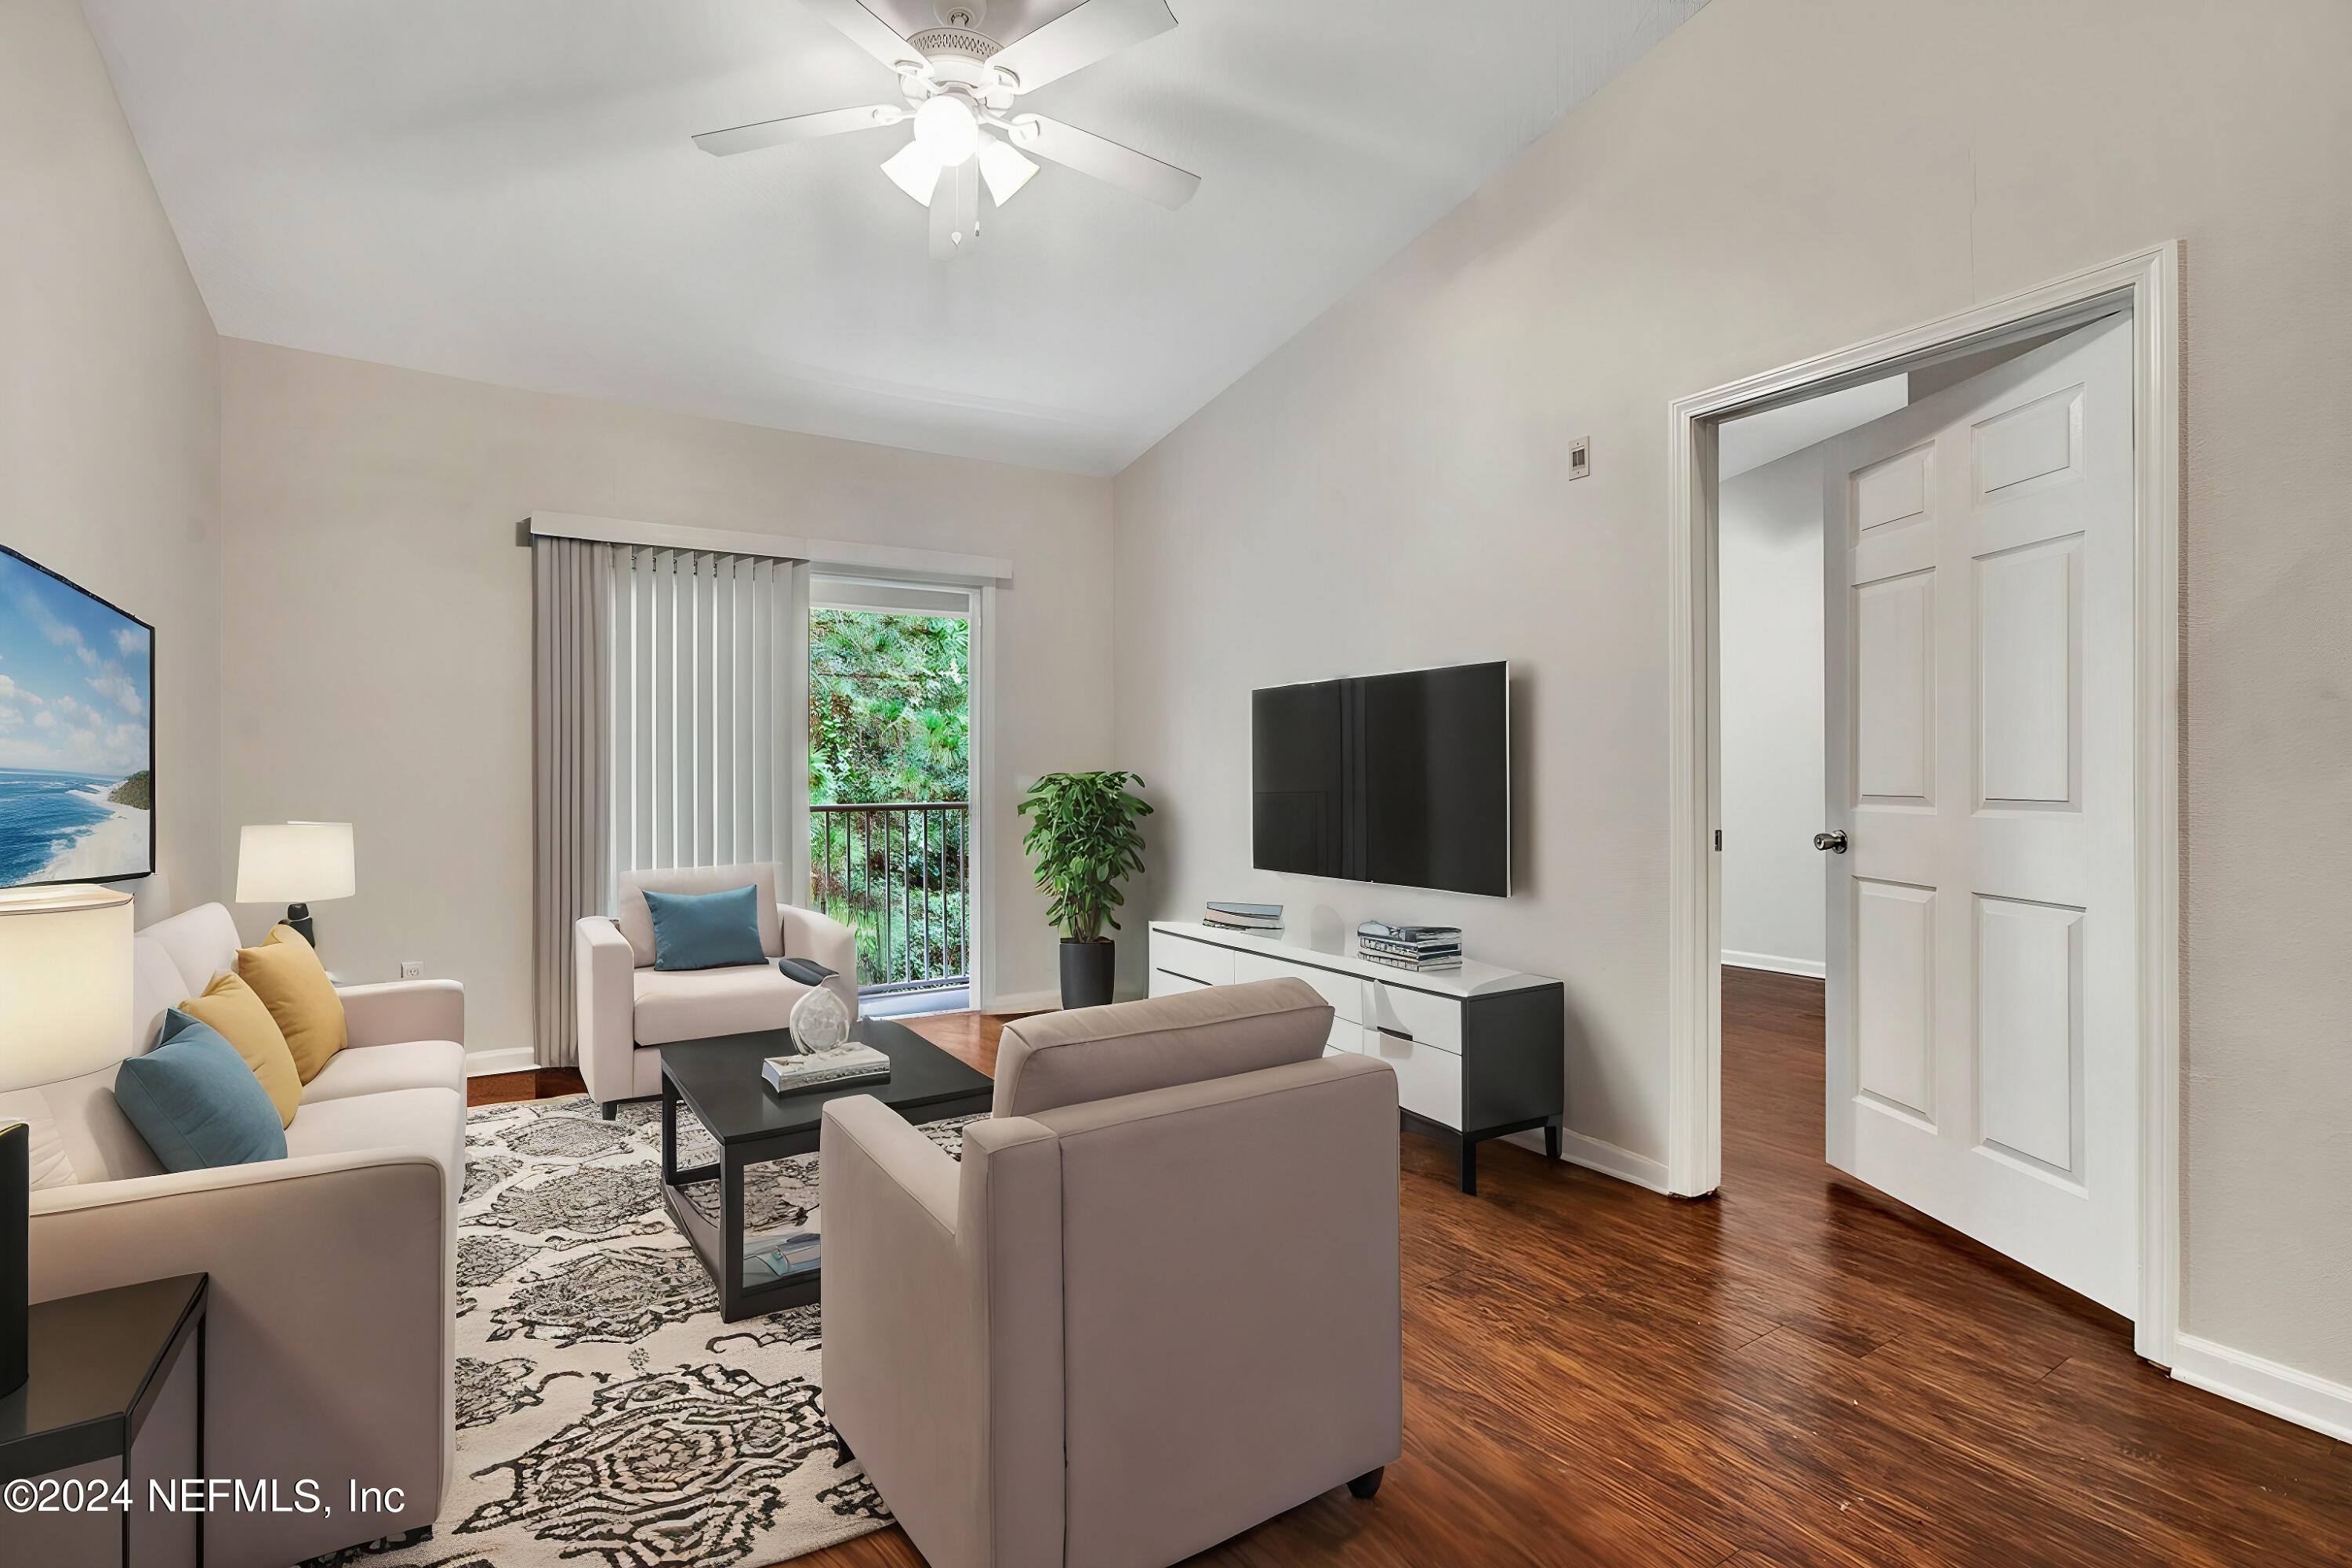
[0,883,135,1397]
[237,822,355,948]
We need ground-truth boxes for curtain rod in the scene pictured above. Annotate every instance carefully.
[525,512,1013,587]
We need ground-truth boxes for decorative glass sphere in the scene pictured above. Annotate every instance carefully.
[790,982,852,1054]
[912,95,981,165]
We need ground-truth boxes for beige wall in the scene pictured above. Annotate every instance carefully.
[1113,0,2352,1385]
[219,339,1112,1058]
[1,0,220,907]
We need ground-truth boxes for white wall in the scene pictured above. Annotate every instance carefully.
[1112,0,2352,1394]
[1718,445,1824,976]
[218,340,1112,1058]
[0,0,220,907]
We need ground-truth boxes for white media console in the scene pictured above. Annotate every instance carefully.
[1148,921,1563,1194]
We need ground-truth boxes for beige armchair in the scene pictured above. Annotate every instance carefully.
[820,978,1403,1568]
[575,861,859,1115]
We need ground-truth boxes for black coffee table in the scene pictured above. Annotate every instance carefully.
[659,1015,993,1321]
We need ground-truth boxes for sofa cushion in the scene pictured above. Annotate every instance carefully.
[284,1086,466,1207]
[618,862,781,967]
[631,963,809,1047]
[131,937,187,1055]
[644,885,768,971]
[138,903,242,1000]
[993,978,1334,1118]
[301,1040,467,1105]
[114,1013,289,1172]
[0,1090,79,1189]
[179,972,302,1127]
[237,924,349,1082]
[34,1065,164,1184]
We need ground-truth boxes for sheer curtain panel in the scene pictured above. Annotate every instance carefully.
[532,535,614,1068]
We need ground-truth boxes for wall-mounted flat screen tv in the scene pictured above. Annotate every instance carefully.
[1253,661,1508,897]
[0,546,154,888]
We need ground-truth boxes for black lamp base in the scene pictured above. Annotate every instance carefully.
[2,1120,26,1397]
[283,903,316,947]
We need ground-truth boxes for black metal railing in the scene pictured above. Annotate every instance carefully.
[809,803,970,995]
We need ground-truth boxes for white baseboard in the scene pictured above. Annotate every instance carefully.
[1722,949,1826,980]
[2170,1334,2352,1445]
[464,1047,537,1078]
[1500,1126,1671,1193]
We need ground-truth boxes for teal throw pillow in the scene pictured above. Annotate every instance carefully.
[644,884,768,971]
[114,1008,289,1172]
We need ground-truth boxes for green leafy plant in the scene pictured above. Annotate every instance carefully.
[1018,771,1153,942]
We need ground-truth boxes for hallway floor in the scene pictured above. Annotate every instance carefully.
[483,975,2352,1566]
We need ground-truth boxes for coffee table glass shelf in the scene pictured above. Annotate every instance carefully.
[659,1015,993,1321]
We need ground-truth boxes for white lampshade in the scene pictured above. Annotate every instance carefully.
[236,822,356,904]
[0,884,133,1093]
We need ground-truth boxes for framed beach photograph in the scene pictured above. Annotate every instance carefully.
[0,545,154,887]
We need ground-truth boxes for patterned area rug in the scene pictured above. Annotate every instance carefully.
[308,1094,978,1568]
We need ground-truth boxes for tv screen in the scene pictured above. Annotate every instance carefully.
[1253,662,1508,897]
[0,546,155,888]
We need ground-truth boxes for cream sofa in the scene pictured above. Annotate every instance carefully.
[575,861,860,1114]
[820,978,1403,1568]
[12,902,465,1568]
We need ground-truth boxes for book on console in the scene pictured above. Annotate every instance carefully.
[1207,902,1284,920]
[1362,950,1464,972]
[761,1042,891,1096]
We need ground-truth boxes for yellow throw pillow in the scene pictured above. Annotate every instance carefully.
[179,971,303,1128]
[237,924,349,1083]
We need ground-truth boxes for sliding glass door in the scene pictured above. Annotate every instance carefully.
[804,576,977,1016]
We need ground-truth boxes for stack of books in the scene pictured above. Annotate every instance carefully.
[1202,901,1283,936]
[761,1041,891,1096]
[1356,922,1464,972]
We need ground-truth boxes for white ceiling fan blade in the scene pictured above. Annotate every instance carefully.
[1013,115,1199,209]
[693,104,906,158]
[988,0,1177,94]
[797,0,926,72]
[928,159,982,260]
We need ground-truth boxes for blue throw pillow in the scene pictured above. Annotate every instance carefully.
[644,884,768,971]
[114,1009,289,1172]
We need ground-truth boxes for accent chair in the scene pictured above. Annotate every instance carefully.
[574,861,860,1115]
[820,977,1403,1568]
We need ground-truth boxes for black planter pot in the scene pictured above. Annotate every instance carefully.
[1058,938,1116,1011]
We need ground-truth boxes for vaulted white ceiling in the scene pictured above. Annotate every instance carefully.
[84,0,1708,475]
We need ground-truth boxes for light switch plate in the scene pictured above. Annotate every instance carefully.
[1568,437,1592,480]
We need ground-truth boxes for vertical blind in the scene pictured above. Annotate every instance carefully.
[531,535,613,1068]
[608,548,800,884]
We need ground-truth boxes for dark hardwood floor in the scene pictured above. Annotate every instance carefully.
[477,977,2352,1566]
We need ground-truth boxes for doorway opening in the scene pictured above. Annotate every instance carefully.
[1668,247,2182,1363]
[806,575,977,1018]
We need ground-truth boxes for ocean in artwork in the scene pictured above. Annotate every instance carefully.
[0,768,149,887]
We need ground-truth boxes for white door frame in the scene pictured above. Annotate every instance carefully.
[1663,243,2182,1364]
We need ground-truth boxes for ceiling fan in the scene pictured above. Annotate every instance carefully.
[694,0,1200,260]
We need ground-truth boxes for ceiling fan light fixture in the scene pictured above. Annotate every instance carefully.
[881,139,945,205]
[911,94,981,165]
[978,136,1037,205]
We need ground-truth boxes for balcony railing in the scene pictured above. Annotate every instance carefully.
[810,802,970,996]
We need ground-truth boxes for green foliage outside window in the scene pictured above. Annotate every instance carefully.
[808,609,971,989]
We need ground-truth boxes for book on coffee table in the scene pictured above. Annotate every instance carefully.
[760,1042,891,1096]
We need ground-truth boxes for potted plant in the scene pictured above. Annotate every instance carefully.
[1018,770,1152,1009]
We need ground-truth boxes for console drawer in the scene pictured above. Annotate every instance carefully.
[1364,1030,1461,1130]
[1151,931,1234,988]
[1234,951,1364,1023]
[1325,1018,1364,1056]
[1149,966,1209,998]
[1367,980,1463,1054]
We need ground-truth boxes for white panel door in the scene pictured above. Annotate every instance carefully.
[1820,315,2137,1315]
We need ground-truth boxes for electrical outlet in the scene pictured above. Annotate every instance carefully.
[401,960,424,980]
[1567,437,1592,480]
